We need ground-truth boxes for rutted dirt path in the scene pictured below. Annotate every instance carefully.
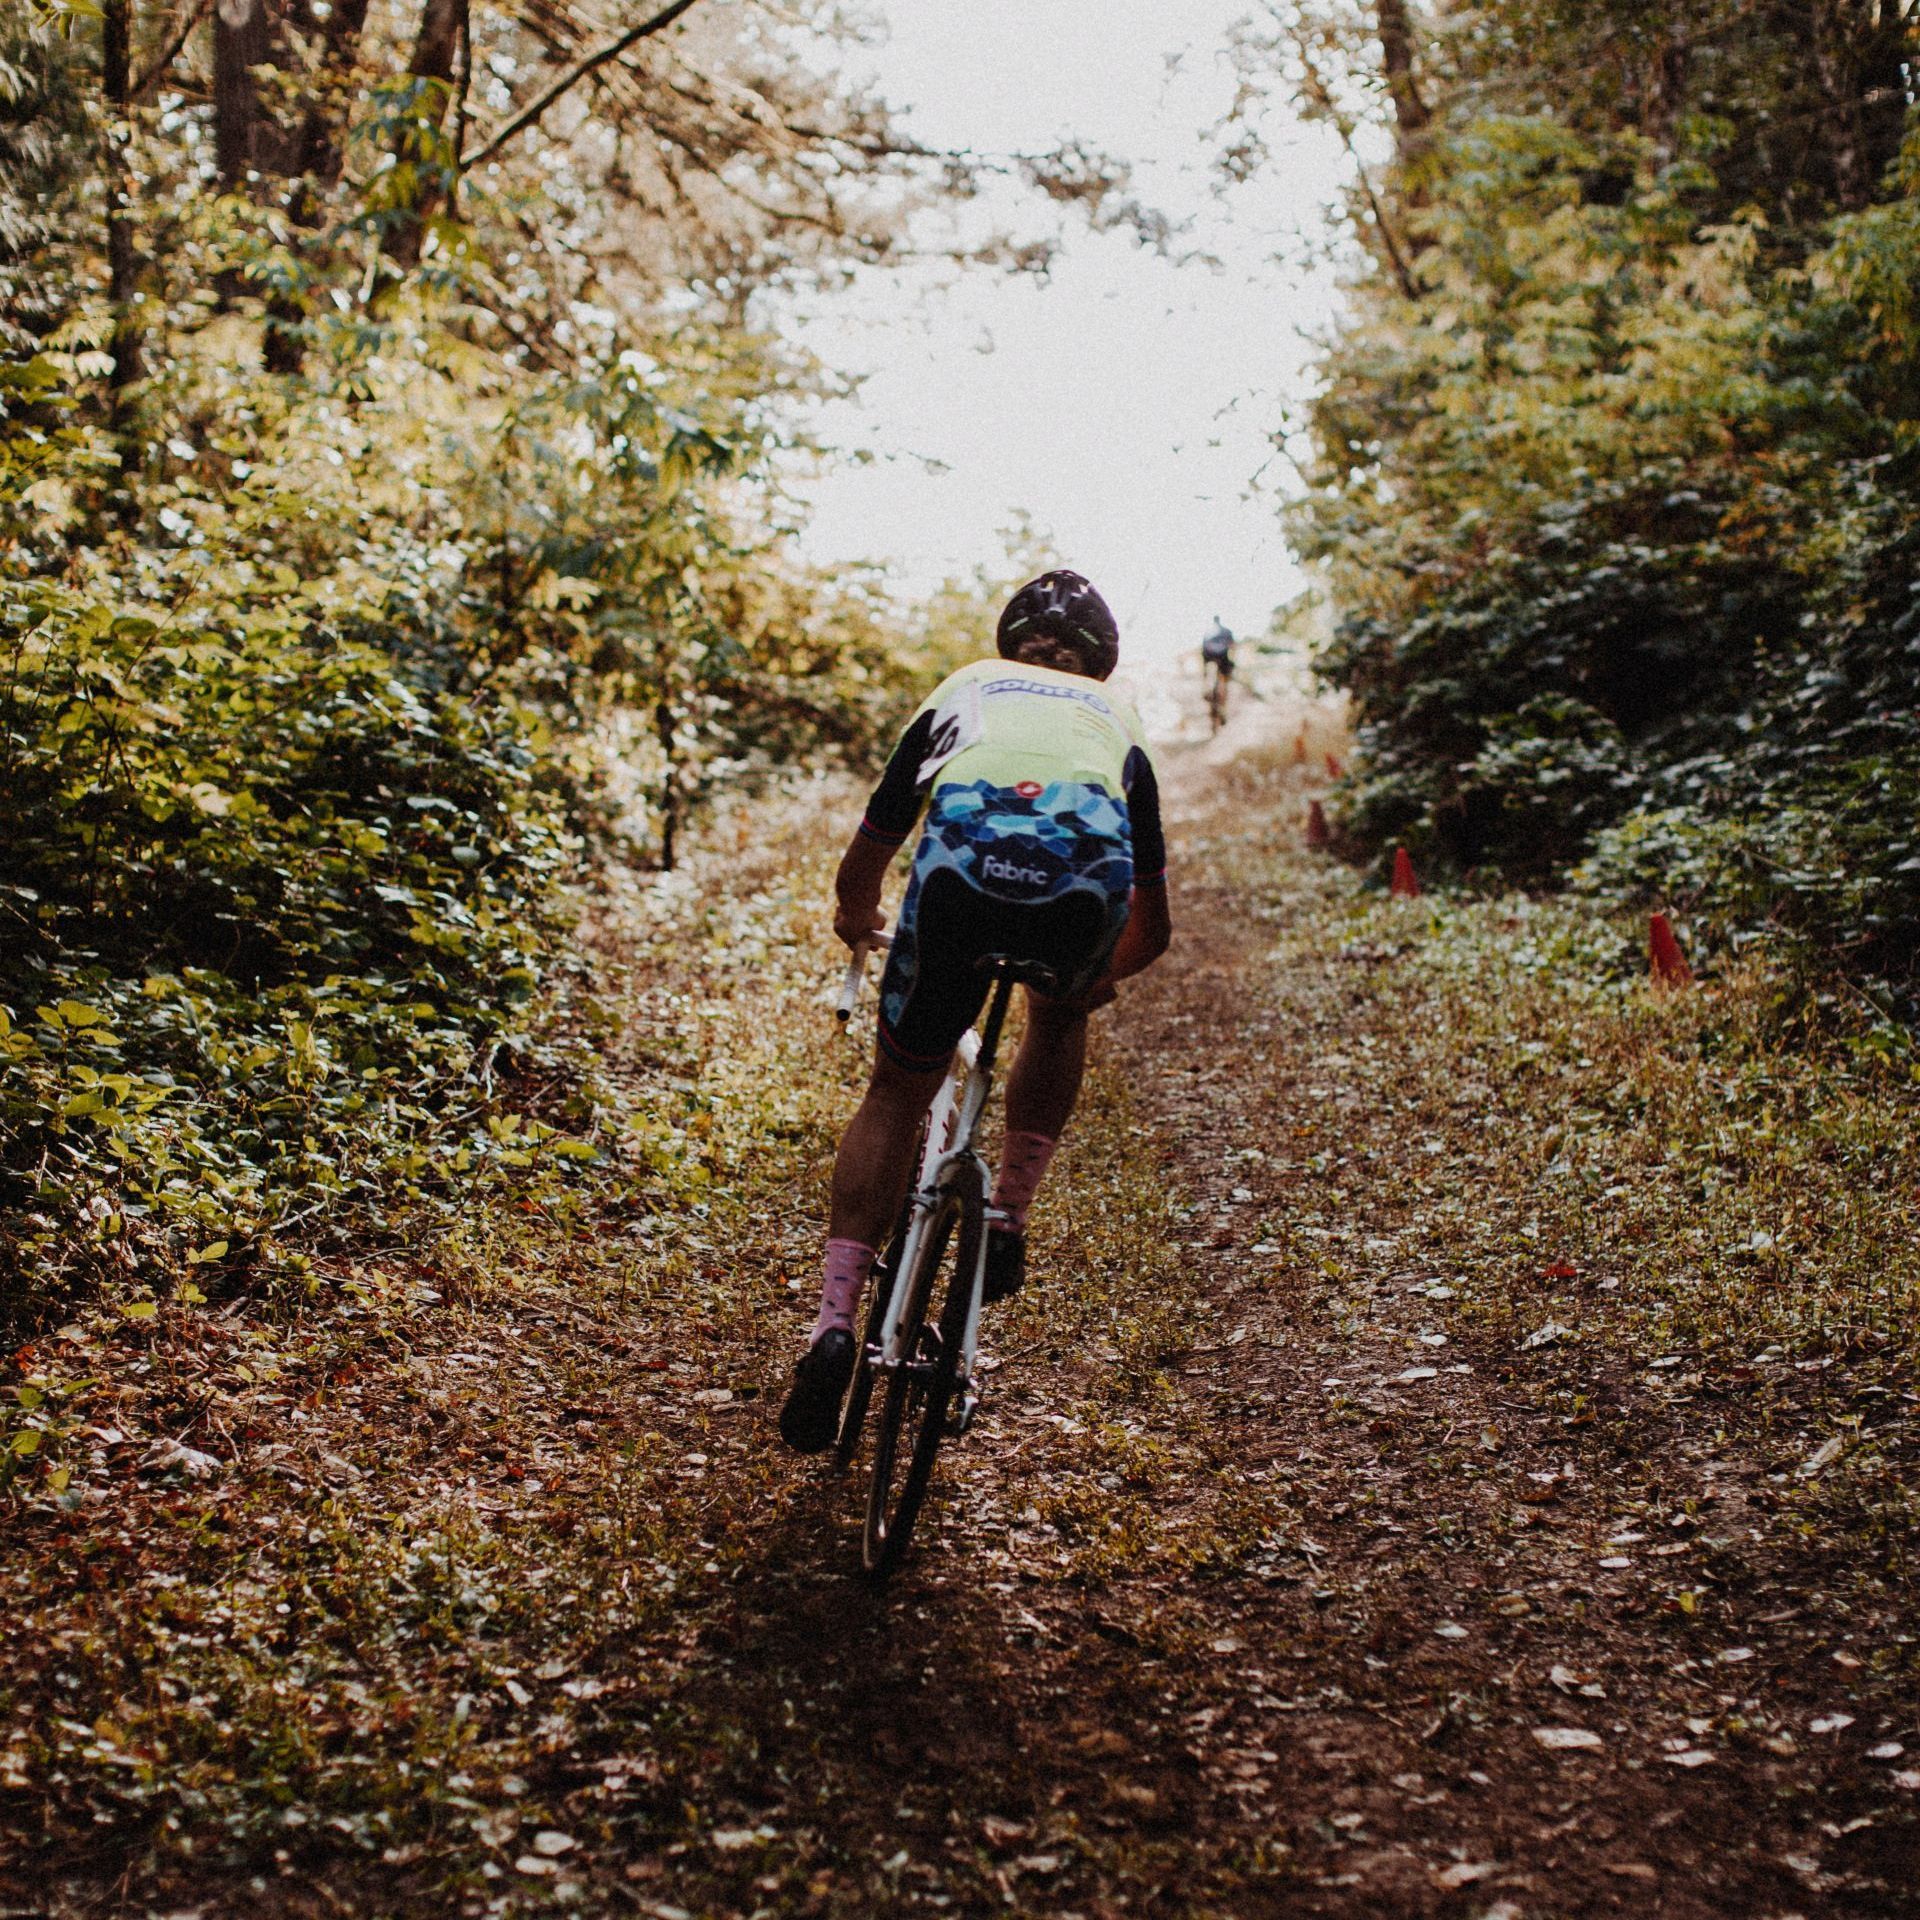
[8,731,1917,1918]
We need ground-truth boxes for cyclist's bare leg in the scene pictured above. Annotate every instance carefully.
[1003,990,1087,1139]
[989,991,1088,1235]
[827,1049,949,1251]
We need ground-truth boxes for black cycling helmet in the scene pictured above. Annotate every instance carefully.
[996,570,1120,681]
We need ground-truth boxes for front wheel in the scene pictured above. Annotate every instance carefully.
[862,1157,984,1580]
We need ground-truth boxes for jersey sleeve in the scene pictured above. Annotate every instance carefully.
[1122,745,1167,886]
[858,708,936,847]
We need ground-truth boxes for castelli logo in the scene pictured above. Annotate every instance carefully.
[1015,780,1043,798]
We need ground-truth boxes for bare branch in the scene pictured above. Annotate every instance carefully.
[130,0,213,101]
[461,0,704,170]
[1293,30,1419,302]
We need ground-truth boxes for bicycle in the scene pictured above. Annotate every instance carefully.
[1203,655,1231,733]
[828,930,1049,1579]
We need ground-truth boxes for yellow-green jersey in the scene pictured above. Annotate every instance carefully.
[858,657,1166,1069]
[859,658,1166,888]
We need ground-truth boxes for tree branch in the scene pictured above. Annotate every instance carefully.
[460,0,704,170]
[130,0,214,101]
[1294,31,1420,302]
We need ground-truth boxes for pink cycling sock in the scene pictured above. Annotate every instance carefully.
[991,1131,1059,1234]
[812,1238,876,1341]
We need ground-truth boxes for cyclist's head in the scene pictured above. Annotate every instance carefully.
[996,570,1119,681]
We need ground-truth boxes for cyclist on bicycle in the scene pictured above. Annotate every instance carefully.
[1201,617,1235,681]
[779,570,1173,1452]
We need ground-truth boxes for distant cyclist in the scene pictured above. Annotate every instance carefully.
[779,571,1174,1452]
[1201,617,1235,732]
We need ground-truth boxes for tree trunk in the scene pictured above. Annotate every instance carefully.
[1640,30,1691,163]
[1373,0,1433,269]
[1375,0,1430,160]
[286,0,374,195]
[1810,0,1868,208]
[101,0,143,391]
[383,0,468,269]
[213,0,272,188]
[265,0,373,371]
[655,695,680,872]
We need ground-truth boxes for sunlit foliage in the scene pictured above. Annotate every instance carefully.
[1237,2,1920,1016]
[0,0,1083,1320]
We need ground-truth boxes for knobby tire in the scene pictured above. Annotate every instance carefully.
[861,1158,984,1580]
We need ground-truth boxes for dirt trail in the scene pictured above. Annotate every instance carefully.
[668,741,1915,1920]
[8,728,1916,1919]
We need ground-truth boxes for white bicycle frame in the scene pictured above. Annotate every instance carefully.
[835,935,1001,1410]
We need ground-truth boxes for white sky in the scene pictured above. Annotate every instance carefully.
[780,0,1355,676]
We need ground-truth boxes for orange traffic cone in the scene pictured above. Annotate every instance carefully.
[1649,912,1692,986]
[1293,729,1308,766]
[1305,798,1330,848]
[1390,846,1420,898]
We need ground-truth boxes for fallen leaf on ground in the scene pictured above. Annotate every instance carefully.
[1532,1727,1604,1751]
[1433,1861,1498,1889]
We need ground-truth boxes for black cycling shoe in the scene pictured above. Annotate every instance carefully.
[982,1225,1027,1304]
[778,1327,856,1454]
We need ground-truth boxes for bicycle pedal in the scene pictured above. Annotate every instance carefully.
[947,1390,981,1437]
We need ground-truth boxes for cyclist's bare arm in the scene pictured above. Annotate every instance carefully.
[1110,879,1172,984]
[1078,879,1172,1009]
[833,832,894,951]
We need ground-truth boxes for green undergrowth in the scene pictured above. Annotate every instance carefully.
[1212,745,1920,1564]
[0,784,861,1899]
[1218,750,1920,1374]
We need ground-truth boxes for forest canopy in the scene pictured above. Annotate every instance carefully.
[1241,0,1920,1020]
[0,0,1111,1325]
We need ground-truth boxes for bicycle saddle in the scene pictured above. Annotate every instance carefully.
[972,951,1070,996]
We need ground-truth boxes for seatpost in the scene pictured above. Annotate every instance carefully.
[955,969,1017,1148]
[975,969,1017,1079]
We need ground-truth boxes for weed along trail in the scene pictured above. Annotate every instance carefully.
[7,737,1919,1919]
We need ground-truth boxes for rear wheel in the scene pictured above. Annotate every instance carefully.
[862,1157,984,1580]
[835,1116,929,1467]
